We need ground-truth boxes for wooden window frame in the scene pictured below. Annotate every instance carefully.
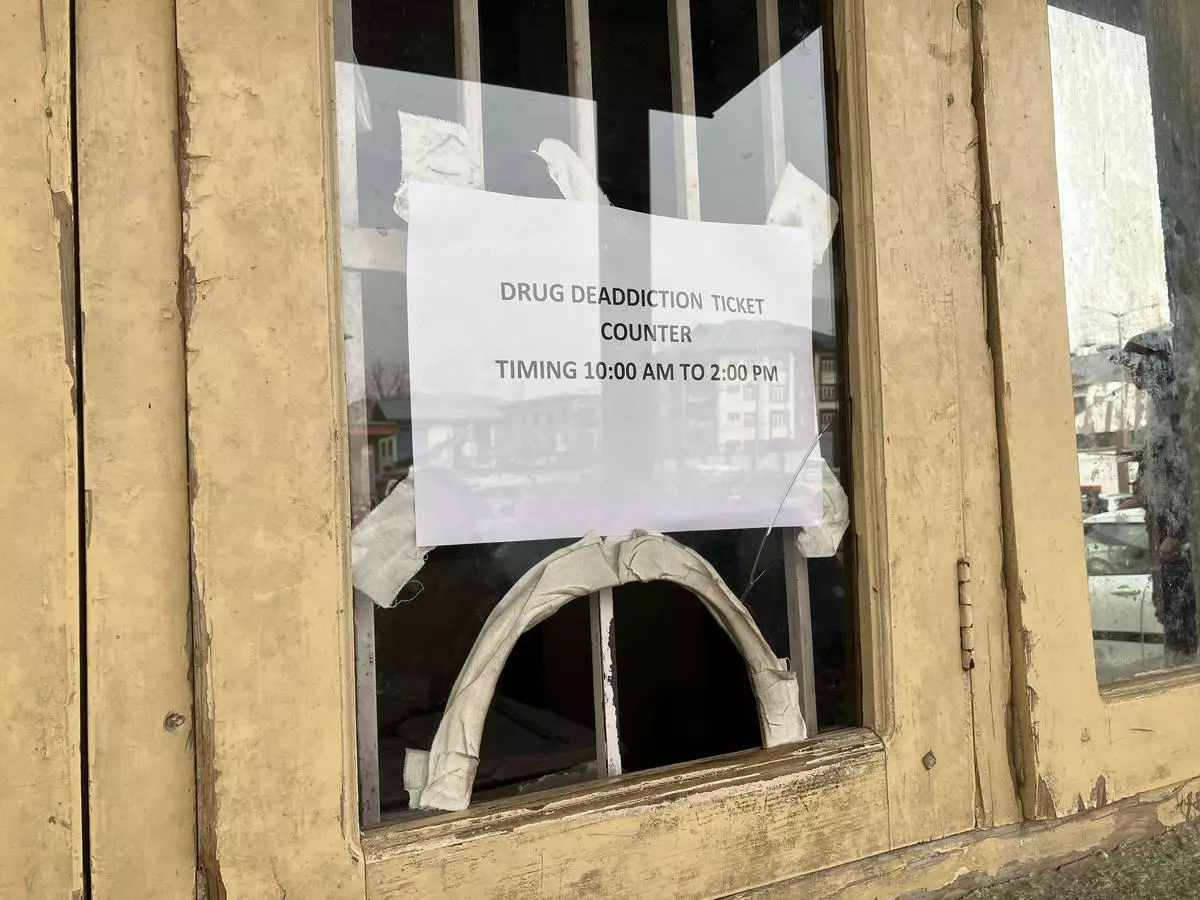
[337,0,829,817]
[171,0,1020,895]
[975,0,1200,820]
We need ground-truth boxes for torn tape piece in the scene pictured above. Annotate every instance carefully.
[766,162,840,266]
[402,748,429,797]
[751,668,805,746]
[794,460,850,559]
[350,476,433,608]
[535,138,611,206]
[406,530,805,811]
[392,111,484,222]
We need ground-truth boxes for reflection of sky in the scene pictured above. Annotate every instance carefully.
[656,29,835,335]
[1049,9,1170,352]
[351,29,837,384]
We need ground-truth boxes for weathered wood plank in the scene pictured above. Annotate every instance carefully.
[0,5,85,899]
[835,0,983,845]
[75,0,199,894]
[0,0,84,896]
[734,773,1200,898]
[176,0,367,891]
[971,0,1106,821]
[365,730,887,900]
[941,0,1022,829]
[972,0,1200,820]
[1099,0,1200,804]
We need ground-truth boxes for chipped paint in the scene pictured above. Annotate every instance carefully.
[742,776,1199,899]
[0,0,84,895]
[173,0,366,888]
[75,0,201,890]
[52,190,77,382]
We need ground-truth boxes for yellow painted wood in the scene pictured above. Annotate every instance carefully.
[175,0,1008,891]
[365,730,888,900]
[973,0,1105,821]
[0,0,85,896]
[737,773,1200,899]
[365,3,999,892]
[976,0,1200,818]
[175,0,365,892]
[837,0,993,845]
[948,3,1022,827]
[75,0,198,895]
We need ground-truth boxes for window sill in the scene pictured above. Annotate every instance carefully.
[363,727,886,899]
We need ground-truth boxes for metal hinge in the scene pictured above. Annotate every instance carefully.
[958,558,975,670]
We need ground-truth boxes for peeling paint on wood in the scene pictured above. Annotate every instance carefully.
[837,0,995,847]
[52,190,77,414]
[365,0,1016,891]
[734,775,1200,899]
[75,0,199,894]
[975,0,1200,821]
[175,0,365,893]
[0,0,85,896]
[366,731,887,900]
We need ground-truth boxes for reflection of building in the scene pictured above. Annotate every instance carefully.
[708,331,837,457]
[715,353,796,446]
[1071,348,1151,496]
[494,395,599,458]
[362,394,502,503]
[814,333,840,454]
[362,325,841,498]
[349,397,402,503]
[657,322,840,473]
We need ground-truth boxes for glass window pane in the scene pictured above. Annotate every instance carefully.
[338,0,854,819]
[1049,0,1200,684]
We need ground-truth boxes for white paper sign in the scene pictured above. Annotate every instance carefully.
[406,182,820,546]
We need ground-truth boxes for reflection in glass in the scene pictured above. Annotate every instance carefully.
[339,0,853,819]
[1050,2,1199,684]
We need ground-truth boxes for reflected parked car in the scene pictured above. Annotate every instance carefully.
[1084,508,1164,682]
[1099,491,1135,513]
[1084,508,1149,575]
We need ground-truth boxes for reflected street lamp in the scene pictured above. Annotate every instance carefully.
[1082,304,1162,482]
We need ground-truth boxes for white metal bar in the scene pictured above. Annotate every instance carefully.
[566,0,598,174]
[333,0,354,61]
[589,587,622,776]
[757,0,812,740]
[756,0,786,198]
[667,0,701,220]
[354,589,382,825]
[782,536,818,736]
[335,62,360,228]
[454,0,485,171]
[342,273,371,514]
[566,0,620,777]
[336,42,381,824]
[341,225,407,273]
[566,0,593,100]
